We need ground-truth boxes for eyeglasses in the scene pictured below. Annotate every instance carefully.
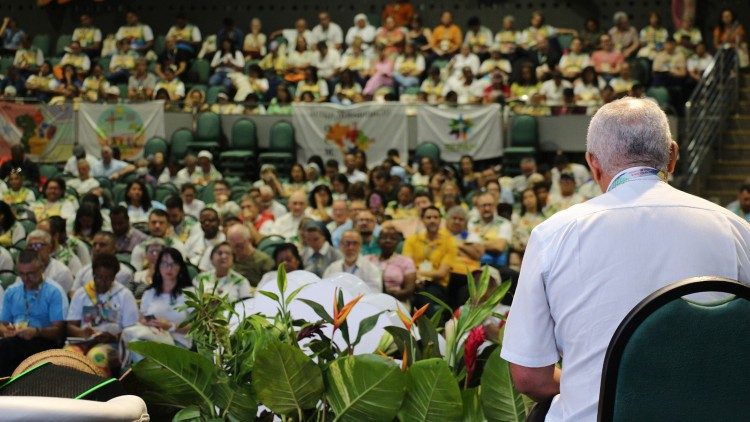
[341,240,361,247]
[159,260,178,268]
[28,242,47,251]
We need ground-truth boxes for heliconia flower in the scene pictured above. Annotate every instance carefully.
[397,304,430,331]
[333,293,364,329]
[401,347,409,371]
[464,325,486,385]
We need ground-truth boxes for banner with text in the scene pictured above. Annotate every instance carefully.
[292,103,408,167]
[0,102,75,163]
[416,104,502,162]
[78,101,165,160]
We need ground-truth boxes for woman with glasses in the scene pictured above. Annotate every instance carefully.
[121,247,193,366]
[128,238,165,299]
[31,177,77,222]
[193,242,252,302]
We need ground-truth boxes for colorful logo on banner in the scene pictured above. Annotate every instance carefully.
[449,115,473,141]
[0,102,74,162]
[324,122,374,152]
[95,105,146,157]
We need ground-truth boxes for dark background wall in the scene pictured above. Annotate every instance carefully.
[1,0,748,50]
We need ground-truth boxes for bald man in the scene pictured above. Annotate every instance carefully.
[262,190,314,241]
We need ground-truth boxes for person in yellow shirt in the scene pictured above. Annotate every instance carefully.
[72,13,102,57]
[430,11,462,61]
[402,205,457,317]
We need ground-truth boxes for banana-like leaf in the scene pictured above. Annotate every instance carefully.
[129,341,218,416]
[213,379,258,421]
[326,354,406,422]
[480,349,526,422]
[462,387,486,422]
[173,405,202,421]
[252,337,325,416]
[398,358,463,422]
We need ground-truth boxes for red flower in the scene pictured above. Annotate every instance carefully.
[464,325,486,385]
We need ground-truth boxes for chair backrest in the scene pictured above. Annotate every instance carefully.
[598,276,750,422]
[268,120,295,153]
[54,34,72,57]
[32,34,50,56]
[143,137,168,157]
[197,181,215,203]
[153,35,166,56]
[39,164,60,180]
[0,270,17,289]
[414,141,441,164]
[170,127,194,160]
[206,86,225,105]
[196,112,221,143]
[257,235,285,257]
[510,115,538,148]
[646,87,670,109]
[230,118,258,151]
[187,59,210,84]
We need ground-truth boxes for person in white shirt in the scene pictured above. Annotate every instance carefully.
[72,13,102,57]
[115,11,154,55]
[538,70,572,106]
[25,230,74,294]
[687,41,713,82]
[501,97,750,421]
[63,145,101,177]
[67,253,138,376]
[447,44,480,80]
[342,152,367,184]
[550,153,591,197]
[271,18,314,47]
[185,208,226,271]
[91,146,136,181]
[165,13,202,58]
[324,230,382,293]
[548,173,585,210]
[311,11,344,51]
[311,41,341,81]
[67,159,101,197]
[258,185,288,219]
[72,231,134,294]
[345,14,376,50]
[180,183,205,219]
[443,66,487,105]
[130,210,187,270]
[193,243,252,302]
[209,38,244,90]
[173,155,202,188]
[263,190,315,240]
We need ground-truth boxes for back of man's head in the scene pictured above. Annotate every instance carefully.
[587,97,672,176]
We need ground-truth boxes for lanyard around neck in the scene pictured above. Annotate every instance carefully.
[607,167,667,192]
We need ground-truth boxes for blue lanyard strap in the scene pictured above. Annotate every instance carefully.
[607,167,667,192]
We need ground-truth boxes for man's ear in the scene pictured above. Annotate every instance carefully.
[586,151,603,183]
[667,140,679,174]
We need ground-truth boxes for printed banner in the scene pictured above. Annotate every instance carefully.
[416,104,503,162]
[78,101,165,160]
[292,103,408,167]
[0,102,75,163]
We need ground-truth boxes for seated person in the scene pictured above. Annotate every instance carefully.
[66,253,138,376]
[193,242,252,302]
[0,251,65,377]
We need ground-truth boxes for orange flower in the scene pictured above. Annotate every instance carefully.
[333,293,364,329]
[401,348,409,371]
[397,304,429,331]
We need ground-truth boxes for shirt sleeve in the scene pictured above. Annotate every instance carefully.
[143,25,154,42]
[1,290,11,322]
[67,289,85,321]
[47,287,64,323]
[500,229,560,367]
[120,289,140,328]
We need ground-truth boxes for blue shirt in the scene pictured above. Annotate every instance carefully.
[92,158,128,178]
[1,281,65,328]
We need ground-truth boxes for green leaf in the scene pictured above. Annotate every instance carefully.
[462,387,486,422]
[416,315,442,359]
[353,311,384,346]
[417,291,453,316]
[129,341,218,417]
[398,358,463,422]
[480,349,526,422]
[298,298,334,324]
[476,266,491,302]
[252,337,325,416]
[257,290,280,302]
[326,354,406,422]
[172,405,202,421]
[213,379,258,421]
[467,270,477,305]
[276,263,287,297]
[285,283,309,306]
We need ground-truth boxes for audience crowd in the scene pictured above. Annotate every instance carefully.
[1,5,746,115]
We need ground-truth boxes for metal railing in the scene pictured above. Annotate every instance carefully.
[681,47,739,190]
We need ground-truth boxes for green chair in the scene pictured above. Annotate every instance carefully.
[646,86,670,109]
[153,35,166,56]
[13,239,26,251]
[143,136,168,157]
[0,57,13,75]
[54,34,72,57]
[257,235,285,257]
[0,270,17,289]
[170,127,194,161]
[636,57,652,86]
[189,112,221,153]
[220,118,258,177]
[112,183,128,205]
[32,34,51,56]
[190,84,207,94]
[206,86,225,105]
[18,219,36,236]
[196,182,215,203]
[503,115,538,176]
[155,183,179,203]
[557,33,574,50]
[39,164,60,180]
[117,83,128,98]
[187,59,210,84]
[413,142,441,164]
[186,263,200,281]
[598,277,750,422]
[258,121,295,174]
[98,56,111,76]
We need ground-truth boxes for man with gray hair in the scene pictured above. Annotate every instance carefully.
[500,98,750,421]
